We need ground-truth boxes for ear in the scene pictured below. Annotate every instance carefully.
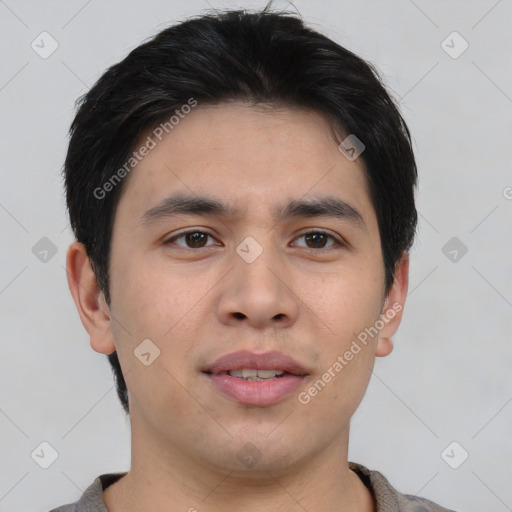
[66,241,116,355]
[375,252,409,357]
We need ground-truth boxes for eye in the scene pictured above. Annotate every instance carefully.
[164,229,343,251]
[292,230,342,250]
[164,230,219,249]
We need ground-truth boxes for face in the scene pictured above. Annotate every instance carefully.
[80,103,405,476]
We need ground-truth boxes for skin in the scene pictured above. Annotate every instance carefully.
[67,103,409,512]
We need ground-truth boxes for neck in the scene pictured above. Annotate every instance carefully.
[103,417,374,512]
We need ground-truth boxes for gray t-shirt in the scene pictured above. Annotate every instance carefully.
[49,462,457,511]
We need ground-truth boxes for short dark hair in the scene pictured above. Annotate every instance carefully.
[64,6,417,415]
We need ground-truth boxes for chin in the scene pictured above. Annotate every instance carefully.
[200,428,311,478]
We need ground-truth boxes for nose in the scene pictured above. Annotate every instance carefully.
[216,242,300,330]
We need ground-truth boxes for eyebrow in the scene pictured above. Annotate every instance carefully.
[140,193,366,230]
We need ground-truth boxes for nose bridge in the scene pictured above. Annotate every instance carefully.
[234,232,284,299]
[216,230,299,327]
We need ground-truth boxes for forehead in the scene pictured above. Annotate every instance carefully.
[116,102,375,227]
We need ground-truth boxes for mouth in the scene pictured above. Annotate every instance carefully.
[215,368,293,381]
[202,350,309,406]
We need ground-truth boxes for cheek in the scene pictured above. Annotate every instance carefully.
[109,257,199,338]
[121,351,206,439]
[298,265,383,336]
[108,260,208,397]
[109,265,204,420]
[295,267,382,404]
[297,290,379,429]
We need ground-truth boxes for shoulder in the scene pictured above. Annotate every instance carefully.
[349,462,458,512]
[48,505,76,512]
[48,472,126,512]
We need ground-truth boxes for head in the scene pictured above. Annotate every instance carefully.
[64,7,416,475]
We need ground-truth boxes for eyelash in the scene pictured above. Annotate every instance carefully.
[164,229,344,252]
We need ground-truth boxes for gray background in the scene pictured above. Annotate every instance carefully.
[1,0,511,510]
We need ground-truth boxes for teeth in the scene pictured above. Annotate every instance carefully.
[228,369,285,380]
[256,369,283,379]
[242,369,259,379]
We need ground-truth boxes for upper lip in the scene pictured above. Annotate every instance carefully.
[203,350,309,376]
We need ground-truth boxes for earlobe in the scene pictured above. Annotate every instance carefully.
[66,241,116,355]
[376,337,393,357]
[375,252,410,358]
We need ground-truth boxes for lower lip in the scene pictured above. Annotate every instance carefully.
[205,374,305,406]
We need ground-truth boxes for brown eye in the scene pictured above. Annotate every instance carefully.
[304,232,328,248]
[166,230,216,249]
[294,231,340,250]
[185,232,208,248]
